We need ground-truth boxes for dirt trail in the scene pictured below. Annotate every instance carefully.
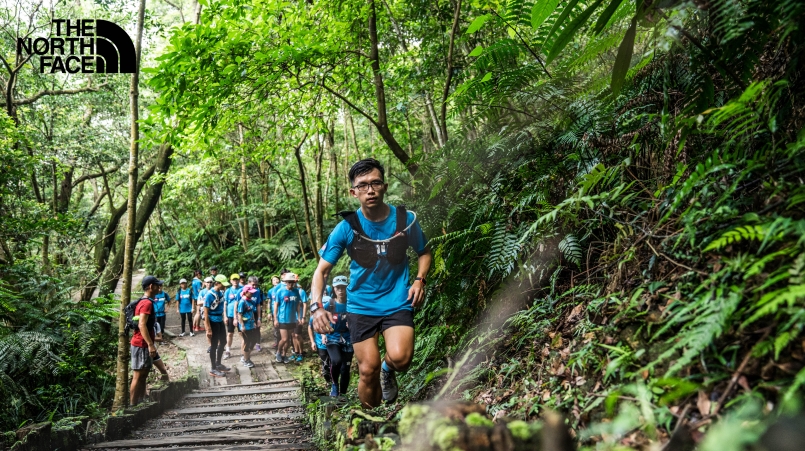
[85,306,313,450]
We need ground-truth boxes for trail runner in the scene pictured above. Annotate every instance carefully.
[223,274,242,360]
[130,275,170,405]
[238,284,259,368]
[311,158,431,407]
[325,275,353,397]
[273,272,304,364]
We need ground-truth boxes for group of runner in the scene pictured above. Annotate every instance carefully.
[129,158,432,408]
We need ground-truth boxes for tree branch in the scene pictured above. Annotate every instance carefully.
[0,83,109,107]
[72,165,120,188]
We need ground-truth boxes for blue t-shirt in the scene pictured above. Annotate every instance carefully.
[268,284,282,314]
[298,288,308,303]
[325,285,333,297]
[324,298,350,343]
[309,317,326,349]
[238,297,258,330]
[224,286,243,318]
[319,205,428,316]
[176,288,193,313]
[273,286,303,324]
[153,292,168,317]
[198,288,209,303]
[191,278,202,300]
[204,290,225,322]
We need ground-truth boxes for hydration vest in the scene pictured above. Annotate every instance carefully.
[336,205,409,269]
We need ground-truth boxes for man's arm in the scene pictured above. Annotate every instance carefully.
[272,301,279,326]
[139,312,156,357]
[311,258,335,333]
[308,324,316,351]
[408,248,433,308]
[204,306,212,338]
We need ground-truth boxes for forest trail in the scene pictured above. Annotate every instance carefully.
[84,310,314,451]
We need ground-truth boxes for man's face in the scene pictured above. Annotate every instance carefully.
[215,282,224,291]
[232,278,240,287]
[350,168,387,208]
[284,281,294,290]
[180,282,187,289]
[211,269,218,276]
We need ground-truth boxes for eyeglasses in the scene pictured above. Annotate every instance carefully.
[352,180,385,192]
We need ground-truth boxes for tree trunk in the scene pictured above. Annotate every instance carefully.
[293,136,317,252]
[314,134,325,250]
[264,159,307,263]
[237,124,249,251]
[366,0,416,174]
[113,0,147,411]
[440,0,462,143]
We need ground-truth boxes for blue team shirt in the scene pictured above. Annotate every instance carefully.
[204,290,225,322]
[191,278,202,300]
[198,288,209,303]
[324,298,352,351]
[273,286,303,324]
[224,285,243,318]
[238,297,258,330]
[153,292,168,317]
[176,288,193,313]
[309,317,326,349]
[268,284,282,314]
[319,205,428,316]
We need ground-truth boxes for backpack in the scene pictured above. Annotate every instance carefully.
[124,297,147,336]
[335,205,409,269]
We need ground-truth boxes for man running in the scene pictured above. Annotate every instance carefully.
[273,273,304,364]
[130,276,170,405]
[311,158,431,407]
[238,285,259,368]
[205,274,231,377]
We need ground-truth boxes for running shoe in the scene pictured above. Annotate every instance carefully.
[295,354,303,362]
[254,344,262,352]
[216,364,231,372]
[282,356,291,364]
[209,369,225,378]
[244,360,255,368]
[223,350,231,360]
[179,332,186,337]
[190,332,195,337]
[240,356,245,363]
[330,384,338,397]
[207,346,211,354]
[381,368,399,403]
[275,353,283,363]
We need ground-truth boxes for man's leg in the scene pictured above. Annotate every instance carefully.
[381,326,415,372]
[278,328,289,357]
[353,334,382,408]
[130,369,147,405]
[292,332,302,357]
[209,323,220,370]
[214,324,226,366]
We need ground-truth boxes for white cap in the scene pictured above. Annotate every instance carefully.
[332,275,348,287]
[204,277,213,283]
[180,278,188,284]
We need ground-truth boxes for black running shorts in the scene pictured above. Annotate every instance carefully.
[348,309,414,344]
[242,329,260,351]
[225,317,236,333]
[278,323,296,330]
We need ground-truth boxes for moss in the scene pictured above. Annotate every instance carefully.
[507,420,533,441]
[398,404,431,439]
[429,421,460,451]
[465,412,494,428]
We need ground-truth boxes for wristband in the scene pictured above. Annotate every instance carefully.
[310,302,323,313]
[415,277,427,285]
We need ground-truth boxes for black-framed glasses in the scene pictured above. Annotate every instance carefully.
[352,180,385,192]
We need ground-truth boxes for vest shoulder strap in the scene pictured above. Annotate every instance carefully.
[395,205,407,235]
[336,210,366,236]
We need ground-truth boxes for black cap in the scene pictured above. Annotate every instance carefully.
[141,275,164,289]
[280,268,289,275]
[210,265,218,271]
[239,272,247,279]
